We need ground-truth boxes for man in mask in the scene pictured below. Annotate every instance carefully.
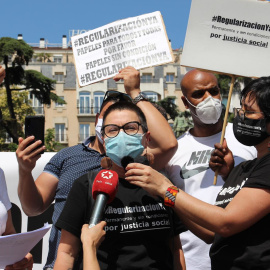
[165,69,257,270]
[16,66,177,269]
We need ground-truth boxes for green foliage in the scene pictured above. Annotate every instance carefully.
[0,37,63,143]
[0,88,35,141]
[24,70,56,104]
[45,128,60,152]
[156,96,179,121]
[0,37,33,64]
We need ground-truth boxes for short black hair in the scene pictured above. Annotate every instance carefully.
[241,76,270,119]
[102,101,148,133]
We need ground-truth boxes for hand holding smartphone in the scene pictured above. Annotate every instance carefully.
[25,116,45,154]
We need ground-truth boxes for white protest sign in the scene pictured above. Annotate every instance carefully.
[71,11,173,87]
[181,0,270,78]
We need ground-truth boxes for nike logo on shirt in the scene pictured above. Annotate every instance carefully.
[179,149,212,179]
[180,162,209,179]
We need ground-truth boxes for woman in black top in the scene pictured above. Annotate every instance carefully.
[126,76,270,269]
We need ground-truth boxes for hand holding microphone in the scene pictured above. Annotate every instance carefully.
[89,170,119,228]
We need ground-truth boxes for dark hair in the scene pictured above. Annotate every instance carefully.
[102,101,148,133]
[241,76,270,119]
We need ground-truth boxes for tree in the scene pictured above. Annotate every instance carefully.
[45,128,61,152]
[0,88,35,150]
[155,96,179,121]
[0,37,65,143]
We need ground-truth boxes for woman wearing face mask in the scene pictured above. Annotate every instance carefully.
[54,101,186,270]
[125,76,270,270]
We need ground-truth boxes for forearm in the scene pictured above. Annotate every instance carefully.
[18,170,45,216]
[175,211,215,244]
[54,251,76,270]
[173,190,230,237]
[136,100,177,170]
[83,244,100,270]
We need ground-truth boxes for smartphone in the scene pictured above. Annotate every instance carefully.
[25,116,45,154]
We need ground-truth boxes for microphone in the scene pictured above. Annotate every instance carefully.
[121,155,150,168]
[89,170,119,228]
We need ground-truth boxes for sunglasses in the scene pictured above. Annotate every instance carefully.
[100,90,132,112]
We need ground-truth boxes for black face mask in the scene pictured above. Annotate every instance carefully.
[233,114,269,146]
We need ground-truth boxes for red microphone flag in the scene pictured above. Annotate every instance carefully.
[92,170,119,203]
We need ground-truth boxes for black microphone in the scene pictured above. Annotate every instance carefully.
[89,170,119,228]
[121,155,150,168]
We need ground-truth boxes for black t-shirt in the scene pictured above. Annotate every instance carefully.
[56,173,184,270]
[210,154,270,270]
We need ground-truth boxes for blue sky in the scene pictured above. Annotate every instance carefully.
[1,0,191,50]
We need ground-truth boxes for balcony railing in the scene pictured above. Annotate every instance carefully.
[77,106,100,115]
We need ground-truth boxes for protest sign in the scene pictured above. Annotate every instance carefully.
[181,0,270,78]
[71,11,173,87]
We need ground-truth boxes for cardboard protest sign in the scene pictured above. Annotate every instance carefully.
[181,0,270,78]
[72,11,173,87]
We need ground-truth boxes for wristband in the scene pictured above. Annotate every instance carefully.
[164,186,179,207]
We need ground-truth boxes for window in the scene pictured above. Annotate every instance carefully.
[29,92,44,114]
[55,72,64,82]
[55,96,65,107]
[143,91,158,102]
[79,124,90,141]
[141,74,152,83]
[166,73,175,82]
[53,56,62,63]
[94,91,104,114]
[55,124,66,142]
[79,92,91,114]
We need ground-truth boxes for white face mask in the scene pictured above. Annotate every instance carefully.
[185,96,222,124]
[95,118,103,144]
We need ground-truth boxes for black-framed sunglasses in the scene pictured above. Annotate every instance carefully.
[234,108,264,121]
[102,121,142,138]
[99,90,132,112]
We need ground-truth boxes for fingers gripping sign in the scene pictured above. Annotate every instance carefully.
[209,138,234,180]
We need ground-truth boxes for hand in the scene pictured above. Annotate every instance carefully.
[5,253,33,270]
[81,222,106,249]
[113,66,140,98]
[16,137,45,173]
[125,163,172,198]
[0,65,5,84]
[209,138,234,180]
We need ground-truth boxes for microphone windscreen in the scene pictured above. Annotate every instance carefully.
[92,170,119,203]
[134,155,150,165]
[121,156,134,168]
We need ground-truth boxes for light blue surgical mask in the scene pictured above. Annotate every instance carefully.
[105,132,145,167]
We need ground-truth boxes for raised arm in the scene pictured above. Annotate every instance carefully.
[81,222,106,270]
[125,163,270,238]
[114,66,177,171]
[16,137,58,216]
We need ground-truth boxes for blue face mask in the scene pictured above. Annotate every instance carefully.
[105,132,145,167]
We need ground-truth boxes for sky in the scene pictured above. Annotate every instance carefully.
[1,0,192,50]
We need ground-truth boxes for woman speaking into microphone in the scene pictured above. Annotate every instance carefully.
[54,99,185,269]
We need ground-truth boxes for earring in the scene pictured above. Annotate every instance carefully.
[101,156,112,169]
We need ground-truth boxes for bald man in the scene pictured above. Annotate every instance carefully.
[165,69,257,270]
